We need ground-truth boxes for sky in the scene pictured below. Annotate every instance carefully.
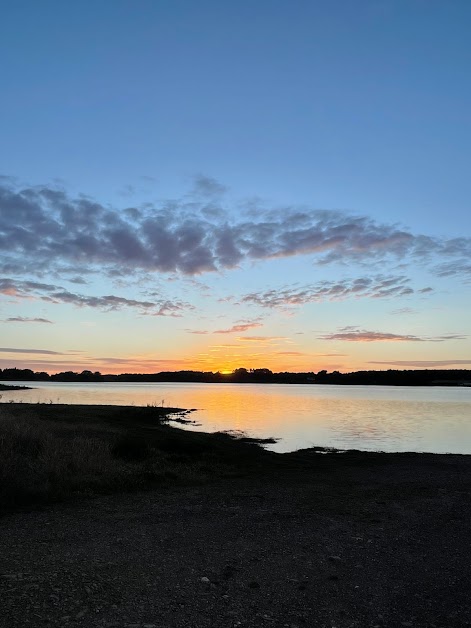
[1,0,470,375]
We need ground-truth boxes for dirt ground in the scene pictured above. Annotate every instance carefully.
[1,451,470,628]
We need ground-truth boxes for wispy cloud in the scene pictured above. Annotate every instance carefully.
[319,328,466,342]
[389,307,417,315]
[213,321,263,334]
[3,316,53,323]
[0,353,201,374]
[434,260,471,281]
[190,174,228,198]
[0,278,193,316]
[276,351,306,356]
[0,347,63,355]
[369,359,471,367]
[236,336,286,343]
[1,179,471,280]
[240,275,418,308]
[315,353,348,357]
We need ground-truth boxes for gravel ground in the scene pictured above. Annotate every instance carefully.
[1,453,470,628]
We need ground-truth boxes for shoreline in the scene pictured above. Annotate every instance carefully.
[1,400,469,456]
[1,403,470,626]
[0,384,33,391]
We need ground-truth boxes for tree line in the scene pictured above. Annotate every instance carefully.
[1,367,471,386]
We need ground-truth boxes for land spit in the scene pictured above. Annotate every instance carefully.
[0,403,470,627]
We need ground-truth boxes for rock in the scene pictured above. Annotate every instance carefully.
[200,576,210,583]
[329,555,342,563]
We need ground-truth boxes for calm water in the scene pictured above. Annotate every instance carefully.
[1,381,471,454]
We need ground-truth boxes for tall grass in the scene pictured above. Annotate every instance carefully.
[0,405,270,510]
[0,411,194,509]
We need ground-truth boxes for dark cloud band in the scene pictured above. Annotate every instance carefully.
[1,179,470,280]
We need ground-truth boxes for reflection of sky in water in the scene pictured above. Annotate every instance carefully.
[1,382,471,454]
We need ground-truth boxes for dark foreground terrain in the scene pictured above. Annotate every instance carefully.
[1,404,470,627]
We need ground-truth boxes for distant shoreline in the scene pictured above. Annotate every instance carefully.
[2,375,471,387]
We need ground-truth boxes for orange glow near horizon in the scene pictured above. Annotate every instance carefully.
[2,340,464,375]
[0,348,344,375]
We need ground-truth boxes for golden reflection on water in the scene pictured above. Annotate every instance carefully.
[2,382,471,453]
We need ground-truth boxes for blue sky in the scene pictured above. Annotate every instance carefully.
[1,0,470,374]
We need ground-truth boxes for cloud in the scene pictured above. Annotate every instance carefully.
[190,175,228,198]
[117,184,136,198]
[67,276,89,285]
[0,278,59,297]
[3,316,53,323]
[236,336,286,342]
[369,360,471,367]
[321,331,425,342]
[276,351,306,355]
[390,307,417,315]
[316,353,348,357]
[434,260,471,281]
[42,291,157,311]
[213,321,263,334]
[319,328,467,342]
[145,301,194,317]
[241,275,417,308]
[0,347,62,355]
[0,353,202,374]
[2,179,471,280]
[0,277,193,316]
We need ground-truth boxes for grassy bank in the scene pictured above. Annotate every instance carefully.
[2,402,470,514]
[0,403,277,510]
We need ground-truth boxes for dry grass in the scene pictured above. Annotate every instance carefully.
[1,412,123,506]
[0,404,271,510]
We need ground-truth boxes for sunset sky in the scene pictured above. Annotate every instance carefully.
[1,0,470,375]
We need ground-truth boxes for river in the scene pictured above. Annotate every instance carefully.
[1,381,470,454]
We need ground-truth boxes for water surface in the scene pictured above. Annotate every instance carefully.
[1,381,470,454]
